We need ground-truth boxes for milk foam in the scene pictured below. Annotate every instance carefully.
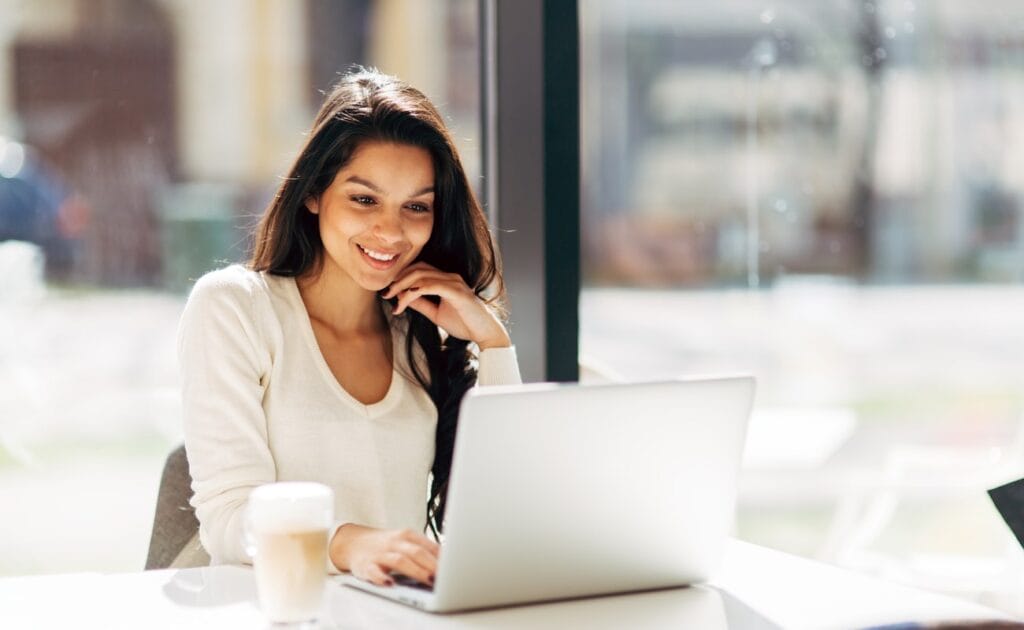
[248,482,333,532]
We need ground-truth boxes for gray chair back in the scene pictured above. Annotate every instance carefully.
[145,444,200,570]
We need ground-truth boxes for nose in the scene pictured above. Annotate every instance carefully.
[373,207,404,245]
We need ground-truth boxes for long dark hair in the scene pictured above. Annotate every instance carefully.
[250,68,504,537]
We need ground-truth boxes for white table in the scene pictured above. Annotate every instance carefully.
[0,540,1016,629]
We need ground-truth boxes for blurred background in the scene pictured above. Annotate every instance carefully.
[2,0,1024,617]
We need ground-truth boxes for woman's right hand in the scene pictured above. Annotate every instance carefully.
[330,524,439,586]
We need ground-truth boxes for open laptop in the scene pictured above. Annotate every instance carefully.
[340,375,755,613]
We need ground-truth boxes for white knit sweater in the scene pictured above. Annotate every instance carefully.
[177,265,521,567]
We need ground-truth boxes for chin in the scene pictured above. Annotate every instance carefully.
[359,277,392,293]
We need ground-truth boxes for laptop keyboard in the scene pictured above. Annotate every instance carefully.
[393,574,434,592]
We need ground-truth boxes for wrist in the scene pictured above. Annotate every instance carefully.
[330,523,369,571]
[477,331,511,351]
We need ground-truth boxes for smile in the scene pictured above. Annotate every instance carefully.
[358,244,399,261]
[357,244,401,269]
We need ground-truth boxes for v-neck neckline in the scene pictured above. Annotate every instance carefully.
[288,276,403,417]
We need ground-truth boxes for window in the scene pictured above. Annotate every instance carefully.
[0,0,481,575]
[580,0,1024,613]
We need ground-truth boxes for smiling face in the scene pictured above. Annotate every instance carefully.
[306,141,435,292]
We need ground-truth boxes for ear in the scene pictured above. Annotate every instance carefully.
[305,196,319,215]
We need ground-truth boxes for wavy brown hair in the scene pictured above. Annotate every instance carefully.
[250,68,504,536]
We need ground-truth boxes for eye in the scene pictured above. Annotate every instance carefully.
[406,202,432,214]
[351,195,376,206]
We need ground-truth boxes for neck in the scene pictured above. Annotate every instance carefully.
[296,262,384,334]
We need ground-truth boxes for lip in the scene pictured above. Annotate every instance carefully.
[356,243,402,270]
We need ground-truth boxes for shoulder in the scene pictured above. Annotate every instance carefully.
[186,265,270,312]
[190,264,266,298]
[180,265,279,338]
[179,265,276,354]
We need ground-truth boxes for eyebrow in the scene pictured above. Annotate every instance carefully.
[345,175,434,197]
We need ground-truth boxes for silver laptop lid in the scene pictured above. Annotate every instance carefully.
[431,375,755,611]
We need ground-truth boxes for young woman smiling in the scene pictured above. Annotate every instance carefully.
[177,69,520,588]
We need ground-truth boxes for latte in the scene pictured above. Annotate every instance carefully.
[253,528,329,623]
[247,482,334,624]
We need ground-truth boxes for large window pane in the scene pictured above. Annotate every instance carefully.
[0,0,480,575]
[580,0,1024,614]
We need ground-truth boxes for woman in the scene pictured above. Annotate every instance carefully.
[178,68,520,588]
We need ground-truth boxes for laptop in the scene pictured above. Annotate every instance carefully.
[340,375,756,613]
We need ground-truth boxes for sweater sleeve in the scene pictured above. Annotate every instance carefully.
[177,270,275,566]
[476,345,522,386]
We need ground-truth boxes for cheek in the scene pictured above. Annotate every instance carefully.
[322,210,365,241]
[411,218,434,249]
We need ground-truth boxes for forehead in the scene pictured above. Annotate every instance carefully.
[341,140,434,182]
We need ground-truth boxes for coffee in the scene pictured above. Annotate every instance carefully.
[247,482,334,624]
[253,529,329,622]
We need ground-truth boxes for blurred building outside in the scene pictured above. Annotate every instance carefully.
[578,0,1024,613]
[0,0,480,572]
[0,0,479,287]
[582,1,1024,286]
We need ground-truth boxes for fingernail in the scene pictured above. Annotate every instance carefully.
[385,578,395,587]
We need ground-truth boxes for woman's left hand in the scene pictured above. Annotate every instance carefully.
[383,262,511,349]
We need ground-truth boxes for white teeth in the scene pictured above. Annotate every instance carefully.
[359,245,398,262]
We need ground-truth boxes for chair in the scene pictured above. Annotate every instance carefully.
[145,444,204,570]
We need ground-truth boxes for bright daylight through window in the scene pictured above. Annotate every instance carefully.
[580,0,1024,614]
[0,0,481,575]
[1,0,1023,620]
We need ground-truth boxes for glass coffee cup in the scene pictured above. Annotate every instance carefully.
[246,482,334,627]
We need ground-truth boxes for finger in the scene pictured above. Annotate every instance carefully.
[360,563,394,587]
[385,269,463,299]
[384,267,436,296]
[381,551,434,586]
[396,541,438,575]
[393,279,465,315]
[400,529,441,556]
[392,285,426,315]
[405,296,439,322]
[386,272,453,301]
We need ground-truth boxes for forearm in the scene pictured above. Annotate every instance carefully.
[476,326,511,351]
[193,492,253,565]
